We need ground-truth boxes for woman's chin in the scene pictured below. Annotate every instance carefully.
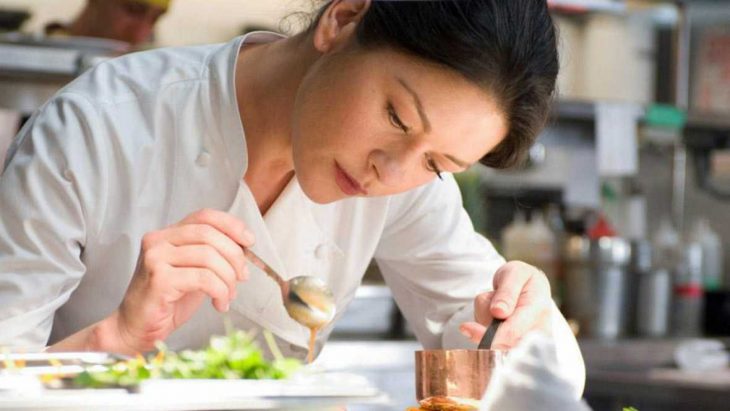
[298,182,343,204]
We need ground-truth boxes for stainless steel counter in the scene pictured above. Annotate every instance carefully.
[317,341,421,410]
[318,339,730,411]
[580,338,730,411]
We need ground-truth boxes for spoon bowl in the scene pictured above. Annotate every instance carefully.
[284,276,336,329]
[242,247,336,329]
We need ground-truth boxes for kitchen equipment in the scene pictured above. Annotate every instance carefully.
[0,352,128,377]
[242,247,335,329]
[564,235,632,339]
[672,242,704,337]
[0,9,29,32]
[634,241,672,337]
[704,290,730,336]
[330,285,400,338]
[0,370,384,410]
[674,339,730,372]
[689,218,724,290]
[415,320,506,404]
[0,33,125,113]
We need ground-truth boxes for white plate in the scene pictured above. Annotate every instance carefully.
[139,372,381,398]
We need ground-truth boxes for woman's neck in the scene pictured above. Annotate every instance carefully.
[235,33,318,182]
[234,33,319,214]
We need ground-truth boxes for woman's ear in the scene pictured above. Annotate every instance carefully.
[312,0,371,54]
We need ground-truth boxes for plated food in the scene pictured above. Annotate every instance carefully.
[1,330,301,389]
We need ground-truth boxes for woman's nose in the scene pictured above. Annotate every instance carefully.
[370,142,426,187]
[370,150,404,187]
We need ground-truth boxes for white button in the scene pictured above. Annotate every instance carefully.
[196,151,211,167]
[62,169,73,181]
[314,244,328,260]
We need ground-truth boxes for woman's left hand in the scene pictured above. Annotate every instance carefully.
[459,261,554,350]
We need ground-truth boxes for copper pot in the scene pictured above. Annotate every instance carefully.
[415,349,506,402]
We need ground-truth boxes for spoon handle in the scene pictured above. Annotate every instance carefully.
[478,318,504,350]
[241,246,288,292]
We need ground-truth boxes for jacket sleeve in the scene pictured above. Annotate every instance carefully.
[374,173,585,397]
[0,93,106,349]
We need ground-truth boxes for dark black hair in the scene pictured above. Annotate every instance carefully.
[308,0,559,169]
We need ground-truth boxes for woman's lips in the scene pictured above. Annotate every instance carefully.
[334,162,367,196]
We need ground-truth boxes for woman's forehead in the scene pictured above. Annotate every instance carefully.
[322,45,507,158]
[372,51,505,142]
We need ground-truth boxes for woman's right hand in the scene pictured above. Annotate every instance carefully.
[111,209,254,353]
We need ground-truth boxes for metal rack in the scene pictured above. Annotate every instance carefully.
[0,34,124,113]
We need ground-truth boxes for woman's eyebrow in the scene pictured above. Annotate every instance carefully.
[395,76,431,133]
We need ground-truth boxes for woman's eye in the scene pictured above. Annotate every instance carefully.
[387,103,409,133]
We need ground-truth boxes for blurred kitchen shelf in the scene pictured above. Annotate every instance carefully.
[552,99,598,122]
[0,34,121,112]
[554,100,730,134]
[686,112,730,132]
[0,43,80,76]
[548,0,626,14]
[330,285,410,339]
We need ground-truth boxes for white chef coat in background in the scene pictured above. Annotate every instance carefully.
[0,32,585,396]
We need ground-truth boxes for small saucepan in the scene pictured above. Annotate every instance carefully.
[415,320,506,407]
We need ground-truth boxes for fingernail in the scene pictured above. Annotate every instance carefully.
[493,301,509,313]
[459,326,473,339]
[243,229,255,244]
[224,302,230,312]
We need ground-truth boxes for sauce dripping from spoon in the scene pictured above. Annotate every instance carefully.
[307,327,318,364]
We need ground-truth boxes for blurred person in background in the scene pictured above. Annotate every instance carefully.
[44,0,170,46]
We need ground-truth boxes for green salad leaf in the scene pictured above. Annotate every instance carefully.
[74,330,301,387]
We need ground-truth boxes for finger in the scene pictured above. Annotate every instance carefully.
[167,267,231,312]
[459,321,487,344]
[166,244,238,300]
[179,208,256,248]
[491,262,533,318]
[490,302,549,350]
[162,224,249,282]
[474,291,495,326]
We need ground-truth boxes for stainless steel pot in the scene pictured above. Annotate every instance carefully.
[564,235,632,339]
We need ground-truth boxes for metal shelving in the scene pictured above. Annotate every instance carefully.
[548,0,627,14]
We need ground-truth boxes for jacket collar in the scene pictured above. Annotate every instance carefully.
[204,31,286,182]
[207,32,344,348]
[227,177,343,349]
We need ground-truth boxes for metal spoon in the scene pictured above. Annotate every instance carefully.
[242,247,336,329]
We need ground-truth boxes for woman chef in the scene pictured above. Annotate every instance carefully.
[0,0,584,396]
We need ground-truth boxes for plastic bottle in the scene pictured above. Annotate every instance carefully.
[501,211,528,262]
[503,211,560,302]
[625,180,647,240]
[587,212,617,239]
[672,242,704,337]
[652,217,680,272]
[546,204,566,306]
[689,218,724,291]
[527,211,559,298]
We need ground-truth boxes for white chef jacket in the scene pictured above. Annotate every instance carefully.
[0,32,585,396]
